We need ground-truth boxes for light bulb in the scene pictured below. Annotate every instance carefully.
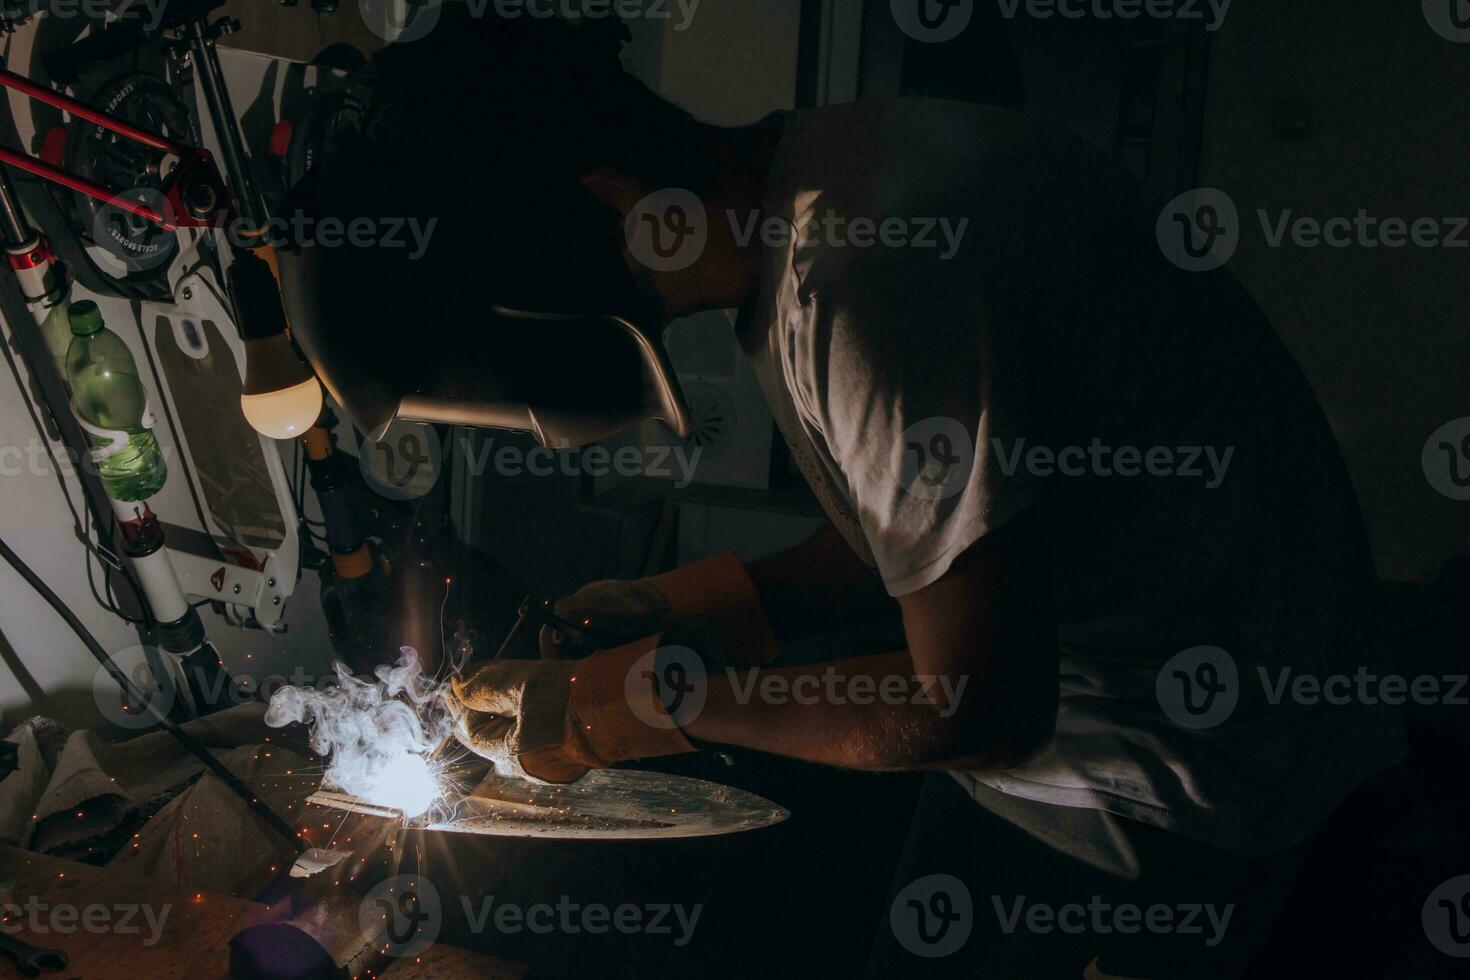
[240,333,322,439]
[241,379,323,440]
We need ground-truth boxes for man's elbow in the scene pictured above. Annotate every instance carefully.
[929,714,1058,775]
[942,713,1055,771]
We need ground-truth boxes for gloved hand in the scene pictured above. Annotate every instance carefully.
[538,577,672,656]
[451,636,697,784]
[540,552,779,667]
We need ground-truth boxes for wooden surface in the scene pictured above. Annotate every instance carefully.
[0,847,521,979]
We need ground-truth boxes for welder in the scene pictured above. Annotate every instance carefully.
[284,7,1404,976]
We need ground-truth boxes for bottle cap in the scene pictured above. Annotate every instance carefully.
[68,300,104,336]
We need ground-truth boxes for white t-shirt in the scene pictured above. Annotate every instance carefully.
[736,100,1405,855]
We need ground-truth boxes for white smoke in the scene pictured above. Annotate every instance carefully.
[266,647,453,818]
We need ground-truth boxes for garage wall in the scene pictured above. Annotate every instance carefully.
[1198,1,1470,584]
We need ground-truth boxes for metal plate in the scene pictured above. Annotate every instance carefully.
[429,769,789,840]
[310,769,789,840]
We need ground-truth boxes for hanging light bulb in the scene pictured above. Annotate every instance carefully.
[230,246,323,439]
[241,334,323,439]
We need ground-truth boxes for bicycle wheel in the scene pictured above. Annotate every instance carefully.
[63,71,192,282]
[285,87,365,191]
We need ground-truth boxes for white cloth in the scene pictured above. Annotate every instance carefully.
[0,721,59,847]
[737,99,1405,854]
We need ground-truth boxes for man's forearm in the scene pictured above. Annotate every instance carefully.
[679,515,1057,772]
[746,525,896,638]
[680,650,1044,772]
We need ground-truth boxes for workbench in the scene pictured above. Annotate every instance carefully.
[0,847,523,979]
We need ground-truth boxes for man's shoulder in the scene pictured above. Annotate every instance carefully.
[770,100,1115,301]
[776,99,1038,226]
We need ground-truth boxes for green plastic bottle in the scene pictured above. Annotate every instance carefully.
[64,300,167,501]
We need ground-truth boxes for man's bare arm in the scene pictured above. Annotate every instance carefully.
[746,524,896,638]
[685,512,1058,770]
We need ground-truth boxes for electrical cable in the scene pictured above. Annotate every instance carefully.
[104,557,150,625]
[293,440,307,517]
[0,294,151,622]
[81,504,122,618]
[290,440,329,555]
[0,312,90,537]
[0,532,303,854]
[83,541,122,619]
[83,503,147,625]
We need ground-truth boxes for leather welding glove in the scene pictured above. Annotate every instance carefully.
[539,552,779,668]
[451,636,698,784]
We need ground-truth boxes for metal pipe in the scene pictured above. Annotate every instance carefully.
[0,146,175,228]
[0,66,189,156]
[0,167,32,247]
[186,20,268,232]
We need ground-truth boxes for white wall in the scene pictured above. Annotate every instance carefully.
[1199,2,1470,584]
[656,2,802,125]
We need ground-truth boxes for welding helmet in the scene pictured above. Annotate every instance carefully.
[277,221,691,447]
[273,11,692,447]
[275,160,691,447]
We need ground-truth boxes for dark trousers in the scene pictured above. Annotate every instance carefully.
[865,774,1307,979]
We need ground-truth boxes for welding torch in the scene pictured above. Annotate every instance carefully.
[484,594,613,664]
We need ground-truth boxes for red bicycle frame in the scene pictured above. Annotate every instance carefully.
[0,65,235,231]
